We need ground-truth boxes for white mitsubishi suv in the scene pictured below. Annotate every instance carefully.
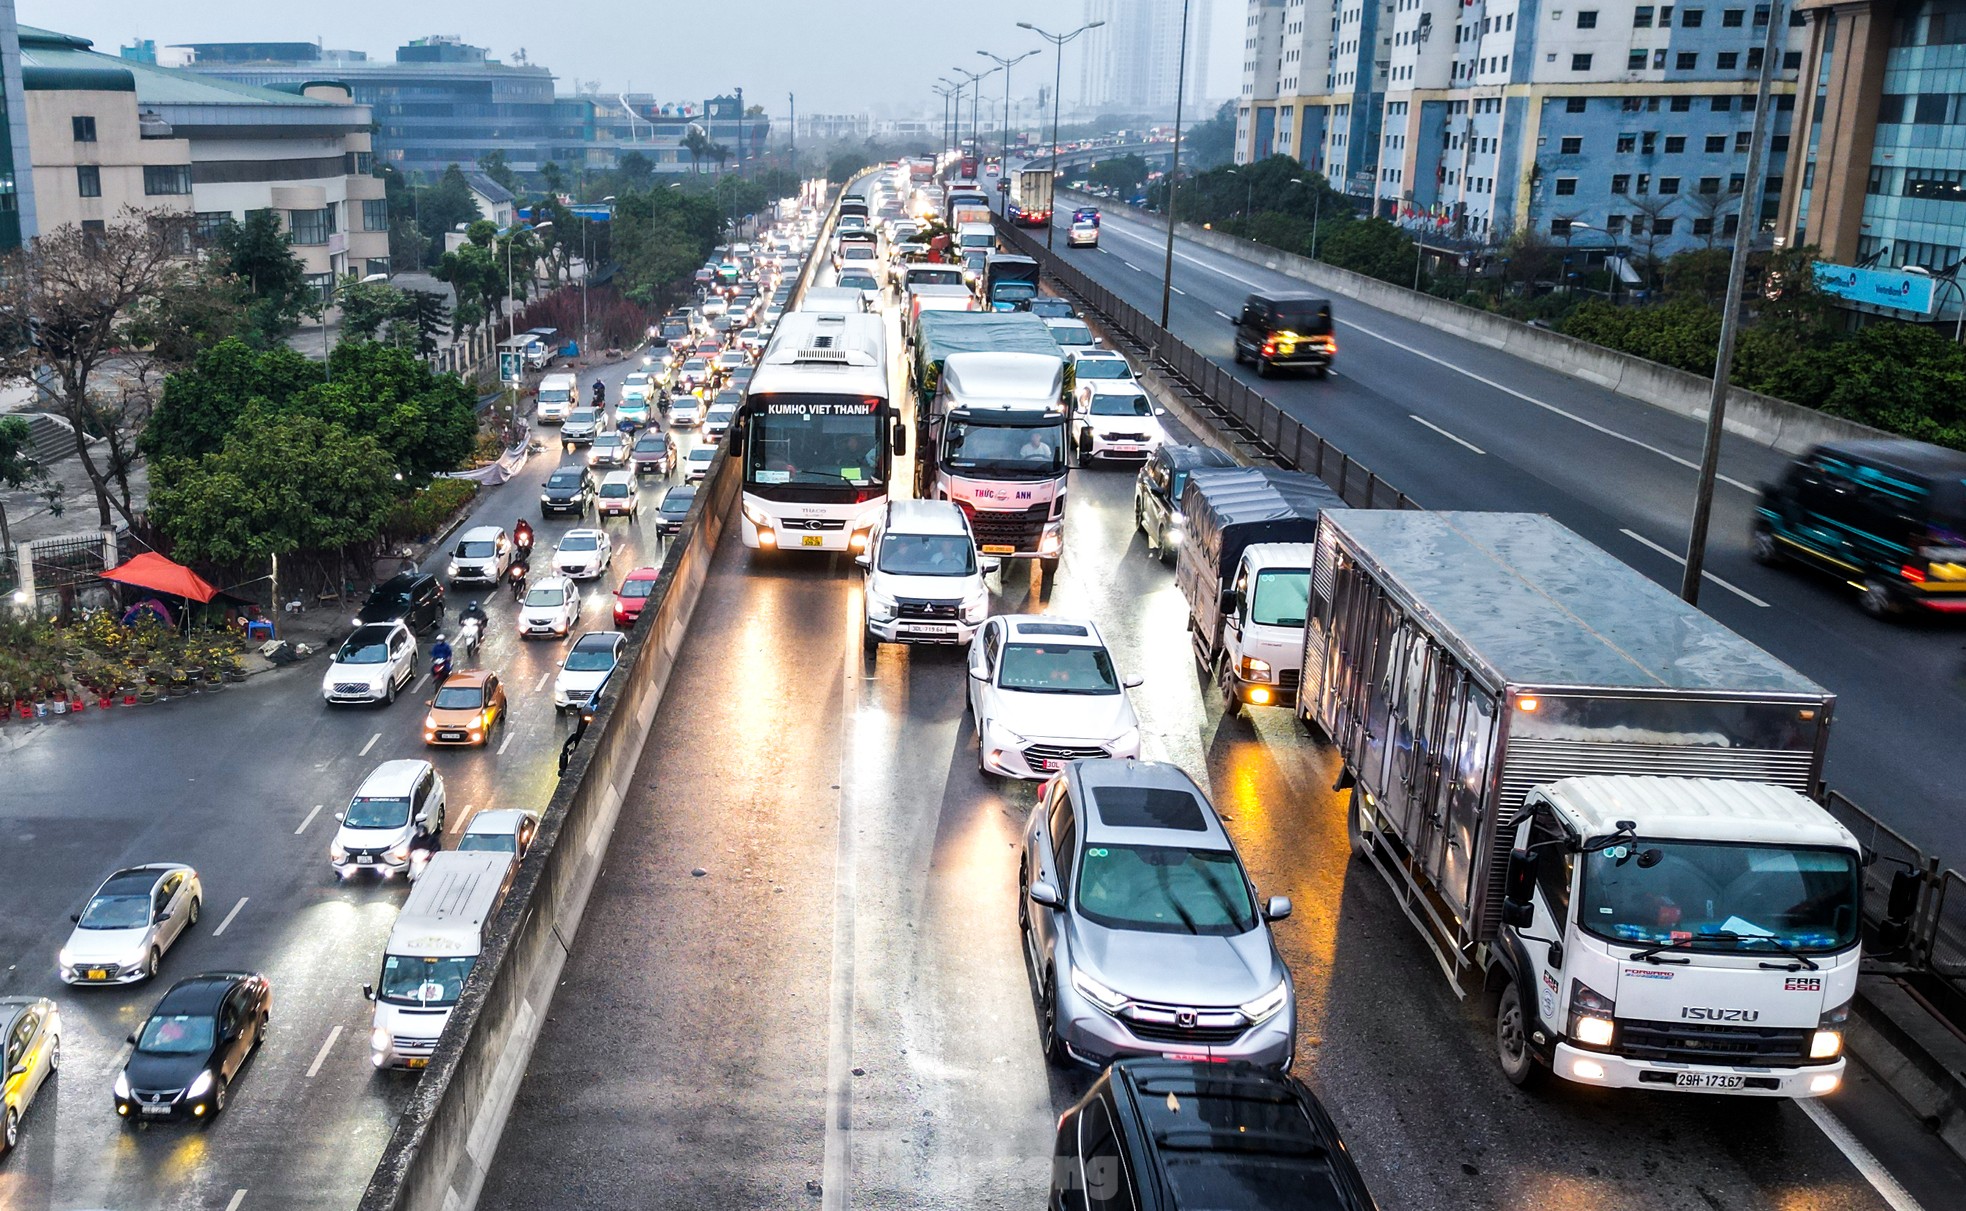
[966,616,1143,780]
[860,501,995,651]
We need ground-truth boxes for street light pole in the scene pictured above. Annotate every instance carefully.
[1018,20,1105,250]
[1159,0,1193,328]
[1680,0,1786,606]
[978,50,1039,169]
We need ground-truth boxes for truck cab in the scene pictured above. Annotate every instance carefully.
[1211,543,1317,709]
[1496,776,1861,1099]
[930,351,1069,570]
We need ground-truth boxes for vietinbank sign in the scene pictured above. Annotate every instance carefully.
[1813,263,1938,315]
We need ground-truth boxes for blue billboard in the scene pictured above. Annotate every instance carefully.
[1812,263,1937,315]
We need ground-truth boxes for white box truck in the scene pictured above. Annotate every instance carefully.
[1300,511,1861,1098]
[361,850,512,1070]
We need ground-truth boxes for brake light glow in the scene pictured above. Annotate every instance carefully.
[1901,563,1927,583]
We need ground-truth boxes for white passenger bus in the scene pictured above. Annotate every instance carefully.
[736,311,905,554]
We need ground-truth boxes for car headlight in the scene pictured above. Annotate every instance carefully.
[446,562,460,578]
[1238,979,1290,1024]
[1569,979,1617,1050]
[540,494,553,504]
[114,1070,131,1099]
[961,592,989,624]
[388,840,411,861]
[186,1069,214,1099]
[866,590,897,622]
[58,946,74,968]
[424,714,438,730]
[987,719,1027,747]
[1071,968,1130,1014]
[1109,726,1141,755]
[370,1025,391,1054]
[330,842,347,861]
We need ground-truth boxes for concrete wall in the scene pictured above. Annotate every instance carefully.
[1058,187,1901,456]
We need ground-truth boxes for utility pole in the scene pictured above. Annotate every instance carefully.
[978,50,1039,172]
[788,92,797,183]
[1159,0,1193,328]
[1680,0,1785,606]
[1019,20,1106,250]
[735,86,745,178]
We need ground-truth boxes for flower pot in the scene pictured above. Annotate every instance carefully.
[138,687,159,705]
[98,695,113,710]
[15,701,29,718]
[121,693,137,707]
[33,701,47,718]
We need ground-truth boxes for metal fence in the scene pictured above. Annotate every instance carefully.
[993,218,1418,511]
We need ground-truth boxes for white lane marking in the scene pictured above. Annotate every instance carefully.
[1118,258,1147,274]
[1619,528,1771,607]
[358,732,381,756]
[1103,217,1757,494]
[497,730,515,756]
[224,1191,248,1211]
[1214,309,1233,321]
[413,673,431,695]
[821,576,865,1210]
[1409,414,1486,455]
[306,1025,342,1079]
[295,803,324,835]
[533,670,551,693]
[211,897,249,938]
[1170,285,1187,296]
[1798,1098,1927,1211]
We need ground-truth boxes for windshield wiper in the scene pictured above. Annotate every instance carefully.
[1624,937,1695,965]
[1711,928,1821,971]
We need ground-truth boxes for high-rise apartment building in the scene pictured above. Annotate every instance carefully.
[0,0,35,248]
[1083,0,1215,112]
[1239,0,1808,257]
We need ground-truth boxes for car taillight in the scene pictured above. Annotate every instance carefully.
[1901,563,1927,583]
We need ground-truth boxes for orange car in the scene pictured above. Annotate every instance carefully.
[422,670,508,746]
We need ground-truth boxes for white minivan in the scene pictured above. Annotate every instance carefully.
[858,500,996,650]
[446,525,511,586]
[536,373,579,423]
[362,850,511,1069]
[330,759,446,880]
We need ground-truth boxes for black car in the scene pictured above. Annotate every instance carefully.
[655,484,698,536]
[1754,438,1966,620]
[1021,296,1077,321]
[1135,444,1240,564]
[1052,1060,1378,1211]
[354,572,444,633]
[1231,292,1336,378]
[115,972,271,1125]
[541,467,597,518]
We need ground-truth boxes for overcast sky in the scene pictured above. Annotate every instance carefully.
[31,1,1244,117]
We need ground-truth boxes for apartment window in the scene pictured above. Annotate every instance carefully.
[1724,213,1740,235]
[1659,176,1681,193]
[1783,50,1802,69]
[193,211,232,242]
[363,198,390,231]
[1567,96,1589,113]
[80,219,106,242]
[1618,133,1637,153]
[365,257,392,278]
[1717,51,1739,69]
[1914,93,1949,123]
[1677,52,1699,70]
[1606,214,1627,233]
[1712,95,1733,111]
[1551,218,1574,235]
[1671,95,1692,111]
[1662,5,1675,22]
[305,272,334,301]
[1706,134,1727,152]
[1700,175,1721,193]
[72,115,97,142]
[1642,131,1658,153]
[1612,172,1632,193]
[354,151,374,175]
[1905,169,1966,201]
[75,165,101,198]
[143,165,192,196]
[1635,5,1656,25]
[288,207,333,245]
[1683,6,1704,24]
[1771,134,1790,153]
[1753,2,1770,24]
[1746,47,1764,70]
[1578,9,1599,26]
[1653,217,1676,236]
[1736,130,1753,150]
[1556,177,1579,195]
[1693,217,1714,235]
[1561,136,1584,153]
[1630,49,1650,70]
[1573,53,1594,70]
[1723,7,1744,25]
[1729,172,1745,193]
[1875,94,1906,122]
[1630,215,1650,235]
[1743,93,1758,111]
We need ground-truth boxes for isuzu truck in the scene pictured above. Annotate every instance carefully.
[1299,511,1861,1098]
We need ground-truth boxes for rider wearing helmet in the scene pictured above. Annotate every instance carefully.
[459,599,489,632]
[429,634,454,675]
[513,518,534,551]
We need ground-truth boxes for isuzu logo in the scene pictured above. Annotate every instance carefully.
[1681,1007,1760,1022]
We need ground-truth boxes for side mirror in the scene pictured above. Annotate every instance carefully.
[127,1033,138,1046]
[9,1063,27,1078]
[1264,896,1293,922]
[334,811,346,823]
[1501,847,1538,928]
[1122,674,1143,689]
[1501,899,1535,929]
[362,983,376,1002]
[1886,868,1923,923]
[70,913,80,923]
[424,699,434,707]
[891,424,909,459]
[980,557,1002,575]
[854,553,871,569]
[1220,588,1240,617]
[1028,881,1063,909]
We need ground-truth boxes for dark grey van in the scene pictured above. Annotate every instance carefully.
[1133,443,1238,563]
[1230,293,1335,378]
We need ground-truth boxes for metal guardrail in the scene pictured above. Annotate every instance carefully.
[993,217,1418,511]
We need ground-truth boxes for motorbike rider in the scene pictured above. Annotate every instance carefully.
[429,634,454,678]
[513,518,535,553]
[592,380,606,406]
[458,600,489,650]
[507,558,530,601]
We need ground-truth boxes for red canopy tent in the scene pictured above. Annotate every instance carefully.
[101,552,219,604]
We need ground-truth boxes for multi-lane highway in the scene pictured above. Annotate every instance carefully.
[0,352,705,1210]
[1040,198,1966,865]
[482,251,1963,1211]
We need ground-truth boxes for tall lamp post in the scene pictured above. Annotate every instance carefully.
[1225,167,1255,238]
[978,49,1040,175]
[935,79,960,169]
[1019,19,1106,248]
[1158,0,1194,328]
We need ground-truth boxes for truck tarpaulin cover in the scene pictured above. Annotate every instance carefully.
[1179,467,1348,580]
[912,311,1061,401]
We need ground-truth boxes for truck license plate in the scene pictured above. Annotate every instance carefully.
[1674,1073,1744,1090]
[802,536,824,547]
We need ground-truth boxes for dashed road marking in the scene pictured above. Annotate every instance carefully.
[295,803,324,835]
[1409,414,1486,455]
[1170,285,1187,296]
[497,730,516,756]
[413,673,432,695]
[1214,309,1234,321]
[224,1191,248,1211]
[358,732,381,757]
[1619,528,1770,607]
[306,1025,342,1079]
[211,897,249,938]
[534,670,551,693]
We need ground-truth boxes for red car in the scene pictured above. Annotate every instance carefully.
[613,566,661,628]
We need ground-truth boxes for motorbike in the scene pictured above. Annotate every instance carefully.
[459,616,484,658]
[508,559,530,601]
[513,523,535,557]
[431,651,454,680]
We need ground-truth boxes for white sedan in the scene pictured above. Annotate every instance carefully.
[520,575,582,639]
[552,529,614,580]
[966,615,1143,780]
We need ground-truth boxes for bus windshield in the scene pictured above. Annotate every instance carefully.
[745,396,888,490]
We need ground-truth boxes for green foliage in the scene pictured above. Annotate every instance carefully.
[337,274,411,342]
[616,150,656,190]
[1319,218,1419,286]
[142,339,325,463]
[1183,101,1239,171]
[476,150,522,195]
[149,414,399,564]
[208,210,315,346]
[383,476,479,540]
[400,290,451,356]
[1089,155,1149,194]
[125,261,252,364]
[827,152,867,185]
[1557,299,1724,376]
